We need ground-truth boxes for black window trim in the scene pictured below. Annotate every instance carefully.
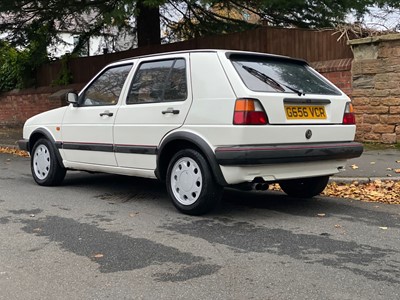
[126,57,188,105]
[79,63,134,107]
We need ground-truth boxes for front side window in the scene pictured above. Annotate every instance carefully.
[230,54,341,95]
[127,58,187,104]
[81,64,133,106]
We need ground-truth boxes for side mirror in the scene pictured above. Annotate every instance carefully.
[66,92,79,106]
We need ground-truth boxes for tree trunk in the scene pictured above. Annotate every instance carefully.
[137,1,161,47]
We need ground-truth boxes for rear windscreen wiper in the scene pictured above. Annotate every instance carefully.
[242,65,305,96]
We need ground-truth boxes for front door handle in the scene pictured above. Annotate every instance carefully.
[162,108,180,115]
[100,111,114,117]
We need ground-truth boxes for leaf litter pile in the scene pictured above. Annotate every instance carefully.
[1,146,400,205]
[0,147,29,157]
[269,180,400,205]
[322,180,400,204]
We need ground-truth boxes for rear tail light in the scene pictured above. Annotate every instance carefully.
[342,102,356,125]
[233,99,268,125]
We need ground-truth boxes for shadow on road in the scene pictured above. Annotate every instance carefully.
[58,171,400,229]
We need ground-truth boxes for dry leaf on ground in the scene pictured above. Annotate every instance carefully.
[270,180,400,205]
[0,147,29,157]
[321,180,400,205]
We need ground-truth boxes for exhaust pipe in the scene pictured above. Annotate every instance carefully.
[254,183,269,191]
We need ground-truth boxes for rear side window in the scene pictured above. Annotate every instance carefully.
[230,54,341,96]
[127,58,187,104]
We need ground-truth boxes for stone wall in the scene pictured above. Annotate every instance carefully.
[349,34,400,144]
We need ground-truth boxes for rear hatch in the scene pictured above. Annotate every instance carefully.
[221,52,349,126]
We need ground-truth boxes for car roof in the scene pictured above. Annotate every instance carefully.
[116,49,308,65]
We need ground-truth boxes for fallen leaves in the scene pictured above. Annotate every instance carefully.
[322,180,400,204]
[91,253,104,259]
[270,180,400,205]
[0,147,29,157]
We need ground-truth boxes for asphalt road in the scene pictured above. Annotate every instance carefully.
[1,153,400,300]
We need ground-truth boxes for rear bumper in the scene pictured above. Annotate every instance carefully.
[215,142,363,166]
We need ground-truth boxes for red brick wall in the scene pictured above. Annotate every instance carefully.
[0,92,56,126]
[311,58,353,96]
[0,85,82,127]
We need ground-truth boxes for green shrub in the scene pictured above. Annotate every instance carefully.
[0,42,25,92]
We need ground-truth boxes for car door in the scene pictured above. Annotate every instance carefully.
[114,54,192,170]
[61,63,133,166]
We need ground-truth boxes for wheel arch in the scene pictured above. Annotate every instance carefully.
[29,128,65,168]
[156,131,227,186]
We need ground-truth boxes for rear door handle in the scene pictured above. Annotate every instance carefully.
[100,111,114,117]
[162,108,180,115]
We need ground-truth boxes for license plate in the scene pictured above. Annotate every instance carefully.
[284,105,327,120]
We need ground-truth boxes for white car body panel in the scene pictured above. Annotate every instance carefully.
[61,105,118,165]
[62,161,157,179]
[23,107,67,143]
[220,160,346,184]
[182,125,356,146]
[21,49,362,189]
[114,53,193,169]
[217,51,350,125]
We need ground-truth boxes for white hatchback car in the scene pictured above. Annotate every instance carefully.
[19,49,363,215]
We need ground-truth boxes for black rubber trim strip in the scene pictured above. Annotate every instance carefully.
[114,145,157,155]
[62,142,113,152]
[215,142,363,166]
[18,139,29,151]
[283,98,331,104]
[157,132,228,186]
[60,142,157,154]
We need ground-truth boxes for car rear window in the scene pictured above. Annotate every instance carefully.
[230,54,341,96]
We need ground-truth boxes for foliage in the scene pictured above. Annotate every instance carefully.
[51,54,73,86]
[0,41,29,92]
[0,23,52,92]
[1,1,400,90]
[2,1,400,52]
[0,42,19,91]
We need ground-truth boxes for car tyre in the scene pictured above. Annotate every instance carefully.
[31,138,66,186]
[166,149,223,215]
[279,176,329,198]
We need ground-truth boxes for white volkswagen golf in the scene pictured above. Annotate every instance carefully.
[19,49,363,215]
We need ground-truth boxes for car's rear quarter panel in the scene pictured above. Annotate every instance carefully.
[184,51,356,147]
[183,51,358,184]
